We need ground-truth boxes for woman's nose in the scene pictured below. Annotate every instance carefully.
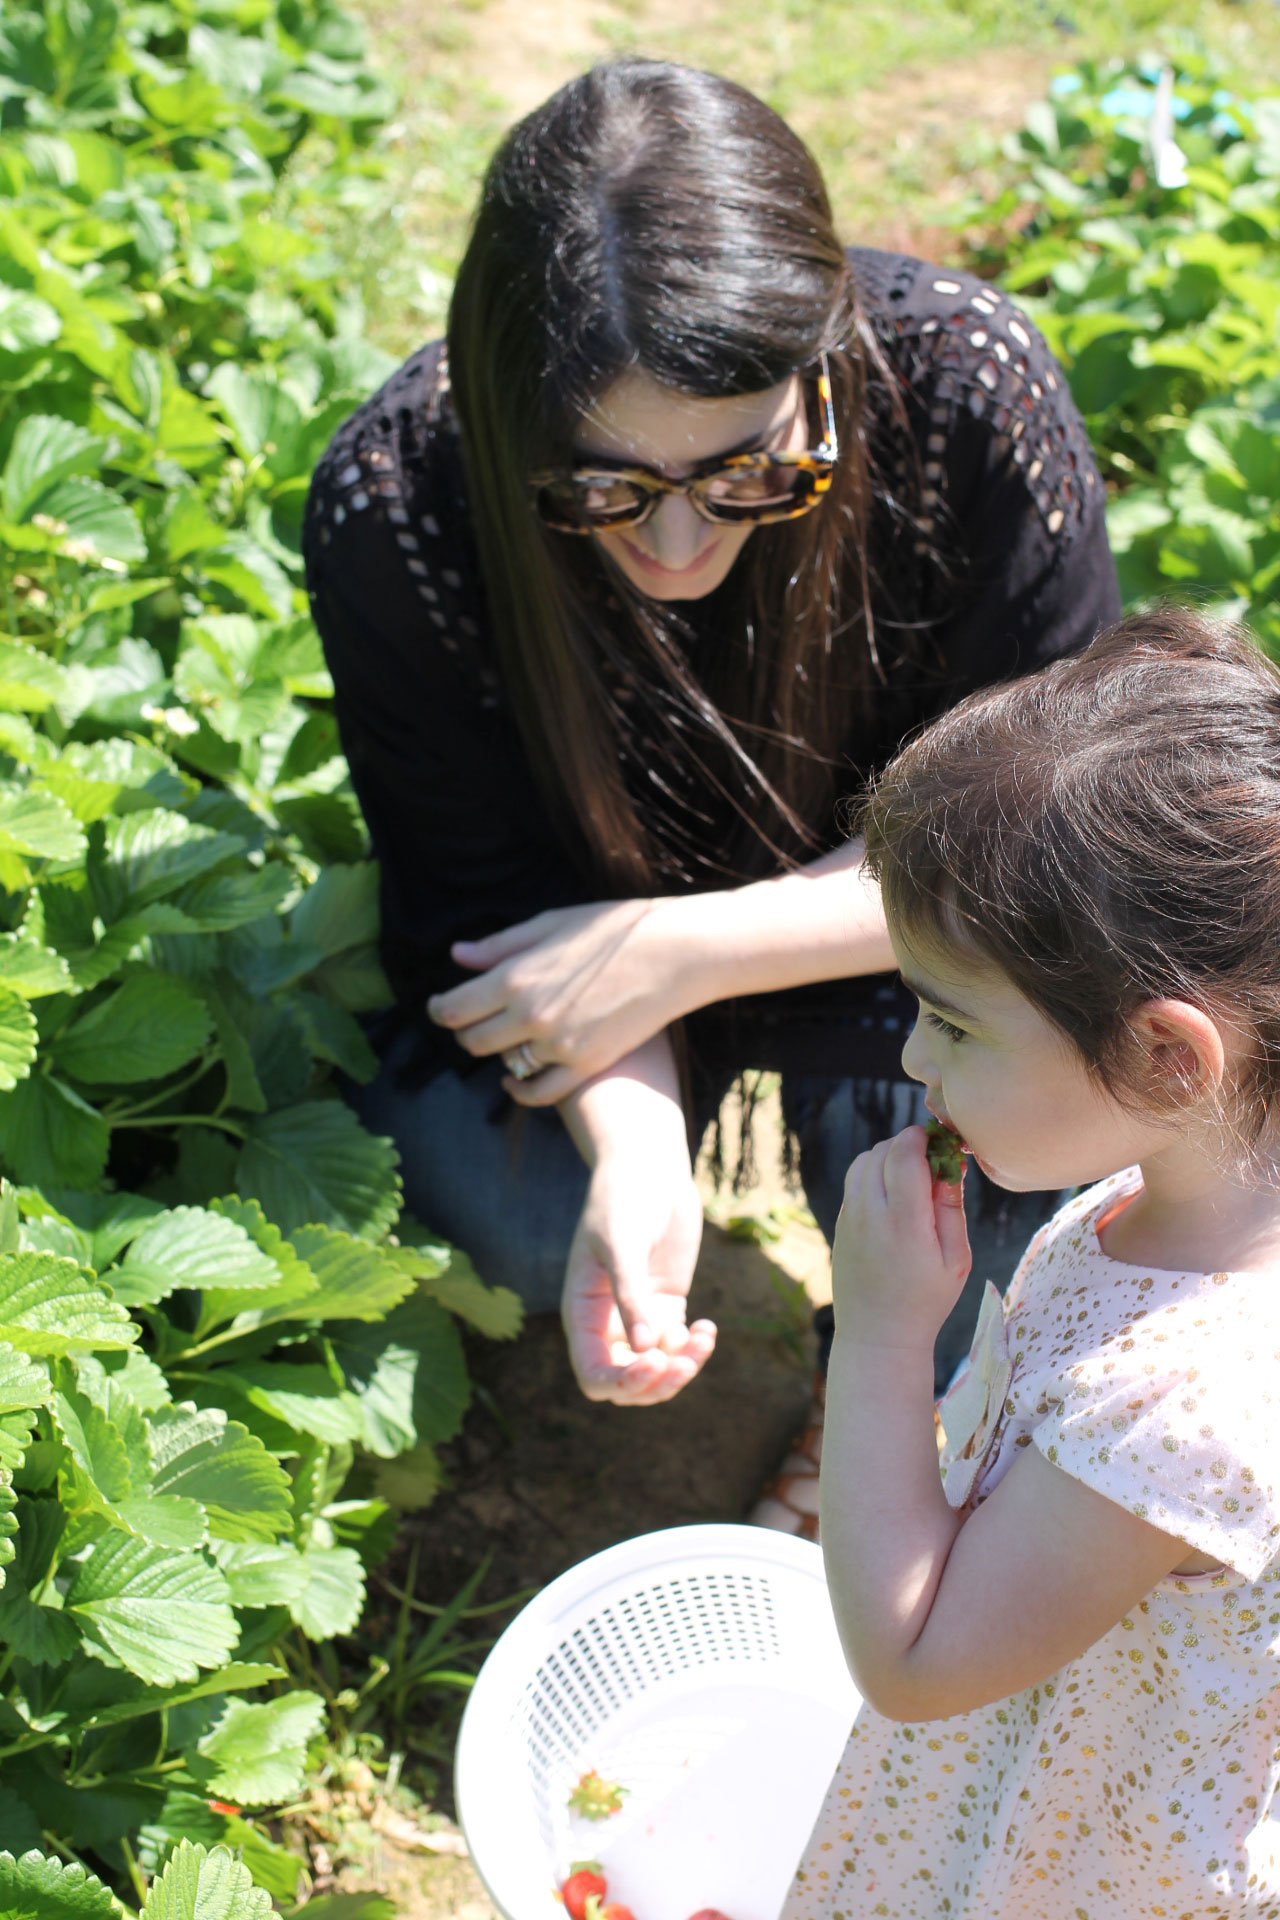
[640,491,710,569]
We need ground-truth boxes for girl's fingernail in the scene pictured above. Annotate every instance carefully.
[629,1320,654,1350]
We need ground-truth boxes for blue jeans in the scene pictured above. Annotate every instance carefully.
[350,1035,1063,1395]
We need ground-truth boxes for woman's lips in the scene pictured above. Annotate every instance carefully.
[617,536,718,579]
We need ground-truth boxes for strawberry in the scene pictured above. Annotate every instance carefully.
[561,1868,607,1920]
[567,1769,628,1820]
[925,1118,967,1185]
[685,1911,736,1920]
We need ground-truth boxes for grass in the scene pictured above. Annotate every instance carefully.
[341,0,1280,356]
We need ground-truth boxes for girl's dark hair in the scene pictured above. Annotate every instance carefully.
[860,608,1280,1145]
[447,58,900,893]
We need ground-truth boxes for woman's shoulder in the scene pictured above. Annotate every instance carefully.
[307,338,455,533]
[303,343,497,704]
[848,244,1100,545]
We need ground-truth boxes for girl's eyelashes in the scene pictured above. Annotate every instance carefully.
[925,1009,969,1045]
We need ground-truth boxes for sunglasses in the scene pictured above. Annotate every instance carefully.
[529,354,838,534]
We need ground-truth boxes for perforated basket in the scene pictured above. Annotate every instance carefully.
[455,1523,860,1920]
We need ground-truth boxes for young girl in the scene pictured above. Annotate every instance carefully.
[784,608,1280,1920]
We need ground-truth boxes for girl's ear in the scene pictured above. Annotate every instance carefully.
[1129,999,1228,1101]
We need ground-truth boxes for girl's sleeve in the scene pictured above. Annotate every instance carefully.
[1029,1289,1280,1581]
[302,385,589,1011]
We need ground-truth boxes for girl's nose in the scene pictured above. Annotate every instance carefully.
[900,1016,930,1085]
[640,491,712,570]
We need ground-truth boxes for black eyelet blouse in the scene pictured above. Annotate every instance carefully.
[303,247,1122,1090]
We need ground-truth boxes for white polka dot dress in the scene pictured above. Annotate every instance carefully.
[784,1171,1280,1919]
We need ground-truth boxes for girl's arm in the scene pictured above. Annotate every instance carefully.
[823,1127,1197,1723]
[427,836,895,1105]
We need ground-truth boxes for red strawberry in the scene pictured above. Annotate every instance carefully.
[686,1911,736,1920]
[601,1907,635,1920]
[562,1869,607,1920]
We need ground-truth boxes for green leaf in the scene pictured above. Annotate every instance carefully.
[196,1691,325,1807]
[142,1840,273,1920]
[147,1404,293,1542]
[329,1297,468,1454]
[294,990,378,1083]
[0,1251,135,1355]
[0,1791,41,1859]
[170,862,293,931]
[110,1205,280,1307]
[0,1342,51,1412]
[0,1851,118,1919]
[97,809,246,915]
[55,1191,165,1273]
[1,415,103,522]
[0,987,36,1091]
[236,1102,400,1239]
[289,1543,364,1640]
[197,1196,318,1331]
[23,475,146,563]
[0,1074,110,1193]
[66,1533,238,1686]
[53,973,212,1084]
[81,1661,285,1730]
[0,287,61,355]
[54,1385,133,1506]
[0,637,69,715]
[200,977,267,1116]
[221,1361,365,1445]
[406,1248,524,1341]
[287,1224,415,1324]
[289,862,379,958]
[0,934,74,997]
[211,1540,309,1610]
[0,784,86,862]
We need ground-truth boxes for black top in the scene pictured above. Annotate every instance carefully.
[303,248,1122,1087]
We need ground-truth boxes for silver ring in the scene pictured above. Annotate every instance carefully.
[503,1042,542,1081]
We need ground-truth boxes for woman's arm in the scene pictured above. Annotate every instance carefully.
[555,1029,715,1406]
[428,835,894,1106]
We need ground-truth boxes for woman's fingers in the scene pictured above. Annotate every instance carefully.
[502,1062,581,1107]
[426,969,511,1030]
[451,913,553,969]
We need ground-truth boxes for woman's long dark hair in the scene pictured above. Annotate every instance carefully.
[447,58,903,895]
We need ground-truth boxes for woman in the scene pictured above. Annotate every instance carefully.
[302,60,1120,1488]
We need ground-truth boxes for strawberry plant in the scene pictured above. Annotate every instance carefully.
[0,0,521,1906]
[964,50,1280,651]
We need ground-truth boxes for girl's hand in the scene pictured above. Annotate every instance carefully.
[562,1155,716,1406]
[833,1124,972,1351]
[425,900,690,1106]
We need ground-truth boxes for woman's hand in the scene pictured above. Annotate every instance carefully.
[426,900,691,1106]
[833,1125,972,1352]
[563,1155,715,1406]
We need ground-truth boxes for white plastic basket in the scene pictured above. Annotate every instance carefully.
[455,1523,861,1920]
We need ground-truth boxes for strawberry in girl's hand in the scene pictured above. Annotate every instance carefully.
[925,1118,967,1185]
[584,1903,634,1920]
[567,1769,627,1819]
[561,1867,607,1920]
[685,1911,736,1919]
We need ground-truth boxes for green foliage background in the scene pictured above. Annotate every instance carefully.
[0,0,520,1908]
[969,50,1280,651]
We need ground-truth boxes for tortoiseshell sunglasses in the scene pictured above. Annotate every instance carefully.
[529,354,838,534]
